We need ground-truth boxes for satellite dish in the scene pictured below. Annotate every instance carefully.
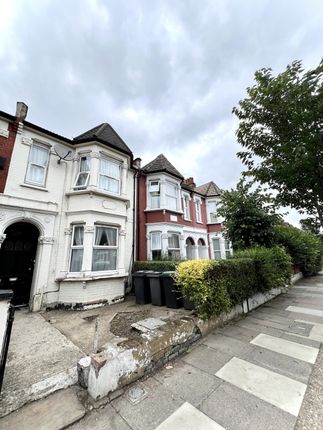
[53,144,75,164]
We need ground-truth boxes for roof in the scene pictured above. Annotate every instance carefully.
[195,181,221,197]
[142,154,184,179]
[73,123,132,156]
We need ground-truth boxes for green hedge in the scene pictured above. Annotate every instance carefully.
[133,260,178,272]
[274,225,322,276]
[175,246,292,319]
[233,246,292,292]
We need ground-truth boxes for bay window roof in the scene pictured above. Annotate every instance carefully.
[142,154,184,180]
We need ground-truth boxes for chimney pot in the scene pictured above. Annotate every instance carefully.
[133,157,142,169]
[16,102,28,122]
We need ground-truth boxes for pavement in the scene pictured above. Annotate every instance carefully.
[1,274,323,430]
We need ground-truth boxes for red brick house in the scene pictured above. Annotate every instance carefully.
[136,154,232,261]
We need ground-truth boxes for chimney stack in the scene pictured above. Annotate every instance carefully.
[183,177,196,189]
[133,157,142,169]
[15,102,28,122]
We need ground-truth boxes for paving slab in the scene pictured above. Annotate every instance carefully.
[0,388,85,430]
[68,403,131,430]
[280,332,321,349]
[182,344,232,375]
[154,360,222,407]
[203,333,253,356]
[0,310,84,417]
[200,382,296,430]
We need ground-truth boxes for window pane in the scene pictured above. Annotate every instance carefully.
[151,194,160,208]
[166,182,177,197]
[70,249,83,272]
[27,165,45,184]
[168,249,181,259]
[213,239,220,251]
[75,172,89,187]
[152,250,162,260]
[92,249,117,271]
[225,250,231,258]
[224,240,230,249]
[80,157,90,172]
[99,175,119,193]
[30,145,48,166]
[73,226,84,246]
[168,234,180,249]
[100,159,120,179]
[214,251,222,260]
[167,195,177,210]
[95,227,117,246]
[151,232,161,250]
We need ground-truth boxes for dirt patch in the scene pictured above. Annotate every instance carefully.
[110,310,152,340]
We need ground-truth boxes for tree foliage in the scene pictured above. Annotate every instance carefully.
[218,183,280,249]
[233,60,323,228]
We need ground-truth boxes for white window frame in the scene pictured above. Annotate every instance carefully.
[25,143,50,187]
[149,179,161,209]
[224,239,232,259]
[150,231,162,260]
[165,180,179,211]
[207,200,217,224]
[182,192,191,221]
[69,225,84,272]
[195,197,202,223]
[92,225,119,272]
[212,238,221,260]
[98,157,121,195]
[74,156,90,189]
[168,232,181,259]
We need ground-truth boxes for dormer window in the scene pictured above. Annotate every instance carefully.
[74,156,90,189]
[99,157,121,194]
[149,180,160,208]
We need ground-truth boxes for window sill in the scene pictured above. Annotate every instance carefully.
[56,270,127,282]
[196,221,204,224]
[20,183,48,192]
[145,208,184,215]
[183,217,192,222]
[66,188,129,202]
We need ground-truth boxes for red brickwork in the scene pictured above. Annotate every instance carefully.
[0,121,18,192]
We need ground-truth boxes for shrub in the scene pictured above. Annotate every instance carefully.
[233,246,291,291]
[206,258,258,305]
[175,260,231,320]
[133,260,178,272]
[274,225,322,276]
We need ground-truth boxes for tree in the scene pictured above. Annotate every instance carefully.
[300,217,321,235]
[233,60,323,228]
[218,183,280,249]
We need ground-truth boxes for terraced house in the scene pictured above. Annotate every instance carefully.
[0,103,135,310]
[0,102,231,311]
[136,154,231,262]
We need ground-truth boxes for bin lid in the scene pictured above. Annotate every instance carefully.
[147,272,162,277]
[160,271,176,277]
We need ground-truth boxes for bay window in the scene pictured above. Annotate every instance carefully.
[69,225,84,272]
[166,181,179,211]
[92,226,118,271]
[150,231,162,260]
[149,180,160,208]
[74,156,90,189]
[25,144,50,186]
[99,157,121,194]
[168,232,181,259]
[224,240,231,258]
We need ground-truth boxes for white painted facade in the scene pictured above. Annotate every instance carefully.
[0,118,135,311]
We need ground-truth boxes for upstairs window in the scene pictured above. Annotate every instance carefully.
[69,225,84,272]
[25,144,50,186]
[92,226,118,271]
[168,232,180,259]
[195,198,202,223]
[150,231,162,260]
[212,238,221,260]
[74,156,90,189]
[99,158,121,194]
[165,181,179,211]
[183,194,190,220]
[149,180,160,208]
[208,200,217,223]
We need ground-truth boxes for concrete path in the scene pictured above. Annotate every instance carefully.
[68,274,323,430]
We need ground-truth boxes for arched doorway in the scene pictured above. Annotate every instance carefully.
[186,237,195,259]
[198,238,207,259]
[0,222,39,306]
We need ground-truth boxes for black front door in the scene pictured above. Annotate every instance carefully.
[0,222,39,306]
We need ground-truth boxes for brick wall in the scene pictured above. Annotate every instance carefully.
[0,121,18,193]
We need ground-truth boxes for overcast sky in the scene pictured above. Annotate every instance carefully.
[1,0,322,225]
